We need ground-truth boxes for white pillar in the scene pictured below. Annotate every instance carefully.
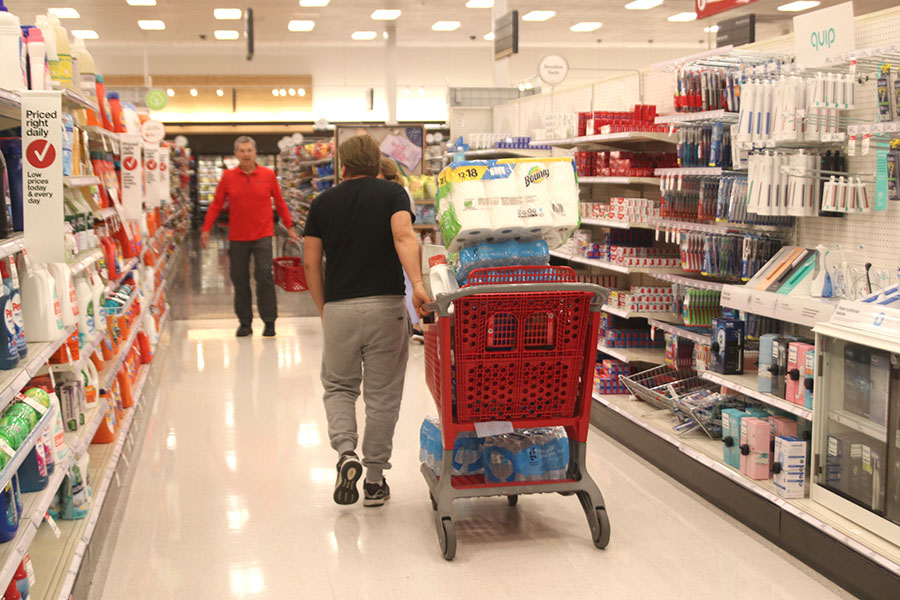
[492,0,510,87]
[385,23,398,124]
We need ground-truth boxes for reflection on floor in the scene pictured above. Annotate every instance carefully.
[94,317,854,600]
[169,229,319,322]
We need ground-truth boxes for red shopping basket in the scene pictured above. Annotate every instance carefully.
[273,257,308,292]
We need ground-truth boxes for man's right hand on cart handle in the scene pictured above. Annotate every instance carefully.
[411,281,432,318]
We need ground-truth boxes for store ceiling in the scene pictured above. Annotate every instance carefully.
[12,0,896,48]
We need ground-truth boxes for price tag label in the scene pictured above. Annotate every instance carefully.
[114,470,121,488]
[848,134,856,157]
[720,285,750,311]
[18,393,48,415]
[120,451,130,468]
[749,292,777,316]
[44,513,61,539]
[21,248,33,274]
[473,421,514,438]
[861,133,871,156]
[0,439,15,458]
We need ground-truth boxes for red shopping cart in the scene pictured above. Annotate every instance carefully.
[421,265,610,560]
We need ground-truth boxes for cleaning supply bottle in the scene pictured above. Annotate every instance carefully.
[13,561,28,599]
[83,360,98,407]
[4,572,21,600]
[61,113,74,176]
[0,479,18,543]
[428,255,459,298]
[0,271,17,370]
[34,15,56,91]
[91,389,117,444]
[24,25,46,90]
[74,272,94,340]
[17,445,48,493]
[107,93,127,134]
[0,139,23,232]
[16,257,63,342]
[0,2,24,91]
[46,13,73,90]
[71,37,94,97]
[0,148,13,238]
[94,75,114,131]
[47,263,78,329]
[47,390,68,464]
[5,260,26,358]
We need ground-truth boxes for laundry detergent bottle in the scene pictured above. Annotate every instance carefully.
[0,271,17,370]
[5,259,26,358]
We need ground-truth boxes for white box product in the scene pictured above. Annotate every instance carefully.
[773,436,807,499]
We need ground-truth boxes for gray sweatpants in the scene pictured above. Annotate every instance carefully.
[321,295,409,482]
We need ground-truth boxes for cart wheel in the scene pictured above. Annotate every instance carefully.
[507,495,518,507]
[430,493,438,511]
[593,508,611,549]
[436,516,456,561]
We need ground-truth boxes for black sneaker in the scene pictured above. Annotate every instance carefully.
[410,328,424,344]
[263,323,276,337]
[333,452,362,505]
[363,478,390,507]
[236,325,252,337]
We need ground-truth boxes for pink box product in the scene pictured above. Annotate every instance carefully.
[786,342,814,406]
[740,418,772,480]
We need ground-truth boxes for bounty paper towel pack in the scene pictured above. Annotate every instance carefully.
[436,157,580,252]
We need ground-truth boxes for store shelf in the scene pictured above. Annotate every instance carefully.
[85,126,120,143]
[0,449,74,590]
[644,216,789,235]
[68,248,103,277]
[0,233,24,261]
[103,257,139,297]
[298,157,333,167]
[99,317,142,392]
[53,332,103,374]
[93,208,117,221]
[0,405,57,494]
[597,344,666,364]
[580,217,647,229]
[701,370,813,420]
[63,176,101,188]
[720,285,839,328]
[601,304,680,322]
[0,327,76,416]
[532,131,676,151]
[592,391,900,578]
[312,175,335,183]
[847,121,900,137]
[655,110,739,125]
[579,176,659,186]
[443,148,549,160]
[650,272,726,292]
[549,250,683,275]
[648,319,712,346]
[827,409,886,440]
[0,88,19,125]
[62,89,99,113]
[655,167,728,176]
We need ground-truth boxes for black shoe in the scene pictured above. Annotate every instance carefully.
[236,325,252,337]
[263,323,276,337]
[334,452,362,505]
[363,478,390,507]
[410,328,424,344]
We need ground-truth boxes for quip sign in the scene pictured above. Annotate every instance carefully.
[793,2,855,69]
[21,91,65,265]
[120,134,143,219]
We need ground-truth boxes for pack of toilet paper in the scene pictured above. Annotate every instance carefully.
[436,157,580,252]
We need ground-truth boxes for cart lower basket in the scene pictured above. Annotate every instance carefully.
[421,266,610,560]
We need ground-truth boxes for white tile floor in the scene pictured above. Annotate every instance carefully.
[95,317,855,600]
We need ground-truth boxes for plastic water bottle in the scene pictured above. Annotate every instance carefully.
[512,432,545,482]
[483,435,516,483]
[452,432,483,476]
[540,427,571,480]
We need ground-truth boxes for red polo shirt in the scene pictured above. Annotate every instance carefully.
[202,164,293,241]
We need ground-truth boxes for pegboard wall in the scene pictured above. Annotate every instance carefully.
[489,6,900,273]
[449,107,493,145]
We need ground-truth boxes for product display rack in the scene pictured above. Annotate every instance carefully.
[0,326,77,414]
[62,176,101,188]
[700,370,813,421]
[0,234,25,261]
[647,318,712,346]
[549,249,683,275]
[596,344,666,365]
[531,131,676,152]
[579,176,660,186]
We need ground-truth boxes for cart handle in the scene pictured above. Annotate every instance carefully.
[423,282,609,317]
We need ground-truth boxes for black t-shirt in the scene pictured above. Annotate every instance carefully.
[303,177,415,303]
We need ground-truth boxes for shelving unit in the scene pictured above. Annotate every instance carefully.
[579,176,659,186]
[532,131,675,151]
[720,285,839,328]
[601,304,680,322]
[654,110,739,125]
[0,327,76,414]
[442,148,549,160]
[0,234,25,261]
[650,272,726,292]
[644,216,788,235]
[68,248,103,277]
[597,344,666,365]
[549,250,683,275]
[648,318,712,346]
[700,370,813,420]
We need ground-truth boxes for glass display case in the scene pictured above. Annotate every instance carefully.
[812,318,900,547]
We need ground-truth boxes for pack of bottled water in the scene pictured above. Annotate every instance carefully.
[419,416,484,476]
[455,240,550,285]
[483,427,570,483]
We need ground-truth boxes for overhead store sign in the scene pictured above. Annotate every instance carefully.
[494,10,518,60]
[120,134,143,219]
[21,91,65,265]
[696,0,758,20]
[538,54,569,87]
[145,89,168,111]
[793,2,855,69]
[716,14,756,48]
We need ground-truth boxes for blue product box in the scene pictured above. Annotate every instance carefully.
[721,408,748,468]
[710,318,744,374]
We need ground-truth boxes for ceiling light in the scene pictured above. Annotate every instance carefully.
[418,86,425,96]
[279,89,287,97]
[214,30,240,40]
[126,0,157,5]
[522,11,556,21]
[524,82,533,90]
[704,25,720,33]
[166,88,175,97]
[214,8,243,20]
[288,88,296,96]
[351,31,377,40]
[465,0,494,7]
[299,0,329,6]
[431,21,461,31]
[298,88,306,96]
[72,30,99,39]
[403,87,410,95]
[272,89,279,97]
[48,8,80,19]
[484,31,495,41]
[138,20,166,30]
[667,12,697,22]
[371,9,401,20]
[570,22,603,32]
[216,89,224,97]
[288,20,316,32]
[777,1,820,11]
[518,83,526,91]
[190,89,198,97]
[624,0,664,9]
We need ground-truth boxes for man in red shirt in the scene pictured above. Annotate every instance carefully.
[201,136,299,337]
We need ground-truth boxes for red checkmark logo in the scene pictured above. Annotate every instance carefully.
[146,160,157,170]
[123,156,138,171]
[160,162,168,172]
[26,140,56,169]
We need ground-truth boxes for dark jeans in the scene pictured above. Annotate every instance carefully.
[229,236,276,326]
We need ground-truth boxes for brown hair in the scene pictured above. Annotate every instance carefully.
[339,135,381,178]
[380,157,400,181]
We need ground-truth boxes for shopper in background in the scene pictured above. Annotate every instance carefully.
[201,136,299,338]
[379,157,425,343]
[304,135,430,507]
